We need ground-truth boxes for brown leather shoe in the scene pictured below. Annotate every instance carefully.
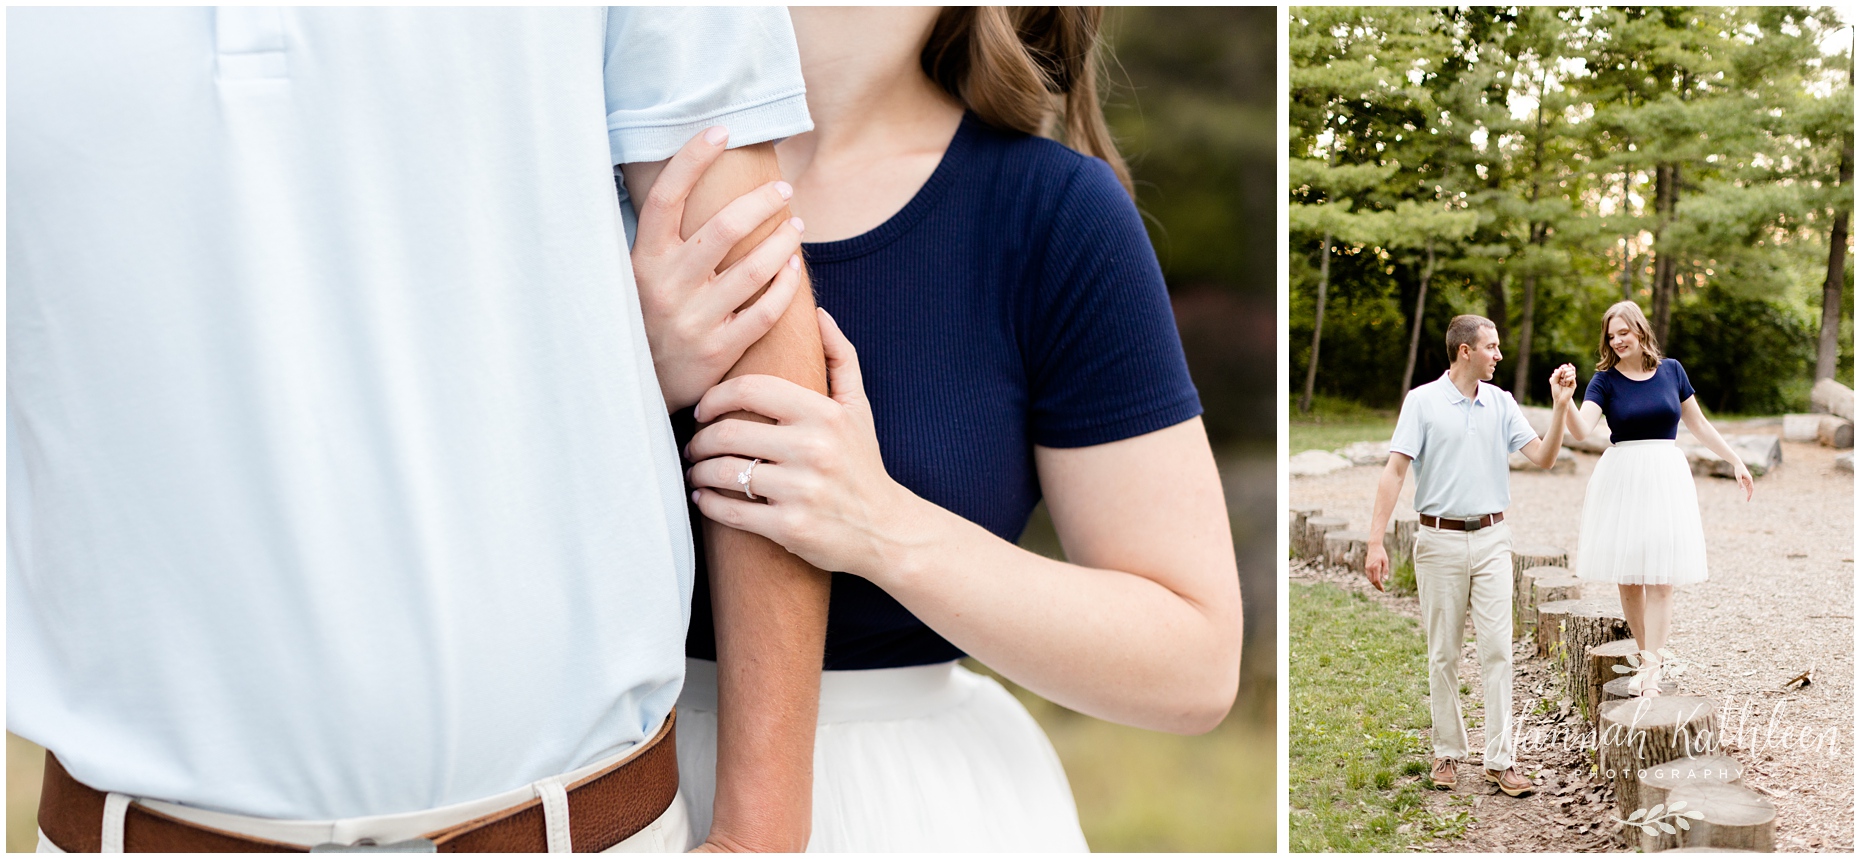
[1430,758,1457,790]
[1484,766,1533,797]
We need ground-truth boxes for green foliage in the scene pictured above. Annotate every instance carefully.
[1289,5,1854,412]
[1288,394,1397,452]
[1290,582,1447,851]
[1669,285,1818,414]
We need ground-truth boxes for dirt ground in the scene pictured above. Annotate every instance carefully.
[1289,427,1854,852]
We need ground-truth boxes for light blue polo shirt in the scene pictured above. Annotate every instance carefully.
[1389,373,1540,518]
[8,7,810,820]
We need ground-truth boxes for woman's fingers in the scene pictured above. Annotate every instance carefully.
[694,374,820,425]
[716,256,803,357]
[691,487,783,539]
[636,126,730,251]
[817,309,867,406]
[686,416,792,464]
[684,182,796,275]
[686,455,792,500]
[708,217,804,318]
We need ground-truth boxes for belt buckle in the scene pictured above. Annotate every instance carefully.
[311,839,437,853]
[1462,516,1483,532]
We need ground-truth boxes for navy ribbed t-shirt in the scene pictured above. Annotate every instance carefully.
[1584,358,1696,443]
[682,112,1203,670]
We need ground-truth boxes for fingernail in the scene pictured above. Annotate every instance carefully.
[788,254,801,271]
[691,490,702,504]
[789,216,805,233]
[775,181,793,200]
[704,126,728,146]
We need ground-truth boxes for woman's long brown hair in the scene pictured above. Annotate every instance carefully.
[921,7,1133,199]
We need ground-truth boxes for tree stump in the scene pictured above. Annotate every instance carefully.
[1518,566,1579,640]
[1602,675,1678,702]
[1511,545,1568,637]
[1582,639,1645,727]
[1637,755,1745,852]
[1290,506,1324,558]
[1598,696,1721,818]
[1324,530,1369,572]
[1559,598,1629,675]
[1384,514,1418,567]
[1304,516,1349,561]
[1667,782,1775,852]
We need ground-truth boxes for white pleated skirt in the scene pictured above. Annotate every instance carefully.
[675,658,1089,852]
[1575,439,1709,586]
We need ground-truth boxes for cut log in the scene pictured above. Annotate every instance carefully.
[1688,435,1781,478]
[1517,567,1578,643]
[1782,413,1824,442]
[1818,415,1854,450]
[1602,675,1679,702]
[1290,506,1324,558]
[1668,781,1775,852]
[1512,545,1569,638]
[1812,377,1854,421]
[1303,516,1349,561]
[1384,514,1418,567]
[1598,696,1721,818]
[1559,599,1630,679]
[1324,530,1369,572]
[1582,639,1645,728]
[1637,755,1745,852]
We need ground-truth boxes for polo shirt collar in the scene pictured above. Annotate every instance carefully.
[1440,372,1487,407]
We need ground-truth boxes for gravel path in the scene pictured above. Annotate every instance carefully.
[1289,428,1853,852]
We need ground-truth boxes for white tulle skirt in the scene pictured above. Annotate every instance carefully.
[1575,440,1709,586]
[674,658,1089,852]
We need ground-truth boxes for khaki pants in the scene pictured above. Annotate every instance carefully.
[1414,520,1515,770]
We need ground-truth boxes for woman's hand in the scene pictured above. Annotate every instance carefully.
[632,127,807,412]
[685,309,920,578]
[1733,462,1754,502]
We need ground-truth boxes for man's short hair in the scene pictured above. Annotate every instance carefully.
[1445,315,1496,363]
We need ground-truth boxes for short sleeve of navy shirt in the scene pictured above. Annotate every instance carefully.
[1583,358,1696,443]
[681,113,1203,669]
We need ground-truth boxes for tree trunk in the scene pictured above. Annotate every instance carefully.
[1668,782,1776,852]
[1637,755,1746,852]
[1598,696,1721,818]
[1399,239,1436,398]
[1486,273,1510,346]
[1513,273,1538,399]
[1384,514,1418,568]
[1620,170,1638,301]
[1301,232,1334,413]
[1817,135,1852,381]
[1650,163,1683,344]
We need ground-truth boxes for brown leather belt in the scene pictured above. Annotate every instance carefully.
[38,709,678,853]
[1419,512,1504,531]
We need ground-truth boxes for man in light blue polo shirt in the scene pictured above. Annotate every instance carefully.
[10,7,827,852]
[1364,315,1575,797]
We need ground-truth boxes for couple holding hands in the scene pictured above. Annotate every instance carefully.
[10,6,1239,854]
[1363,306,1752,796]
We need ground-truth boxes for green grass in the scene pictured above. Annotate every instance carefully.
[1290,582,1453,852]
[1290,395,1396,454]
[980,665,1276,852]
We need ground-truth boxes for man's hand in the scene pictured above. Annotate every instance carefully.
[1365,541,1389,592]
[1548,363,1577,406]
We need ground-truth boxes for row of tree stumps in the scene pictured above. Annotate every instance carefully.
[1293,507,1777,852]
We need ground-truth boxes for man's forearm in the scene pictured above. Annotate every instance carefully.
[1367,459,1404,548]
[654,142,830,850]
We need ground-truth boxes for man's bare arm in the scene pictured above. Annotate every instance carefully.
[624,143,830,852]
[1362,453,1411,592]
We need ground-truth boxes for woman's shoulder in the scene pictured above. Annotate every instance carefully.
[967,117,1125,209]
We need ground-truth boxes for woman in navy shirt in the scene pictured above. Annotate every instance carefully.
[637,7,1242,851]
[1563,301,1753,697]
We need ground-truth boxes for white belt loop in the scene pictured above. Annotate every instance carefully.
[100,792,131,853]
[534,777,572,853]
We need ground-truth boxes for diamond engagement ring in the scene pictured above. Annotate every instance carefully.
[736,458,761,501]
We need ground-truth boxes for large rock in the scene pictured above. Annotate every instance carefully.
[1686,434,1781,478]
[1520,404,1611,453]
[1335,440,1390,466]
[1812,377,1854,420]
[1837,452,1853,473]
[1509,446,1576,474]
[1289,449,1352,477]
[1783,413,1824,443]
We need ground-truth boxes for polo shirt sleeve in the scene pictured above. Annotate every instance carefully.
[1502,391,1539,453]
[1388,388,1424,459]
[602,8,814,165]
